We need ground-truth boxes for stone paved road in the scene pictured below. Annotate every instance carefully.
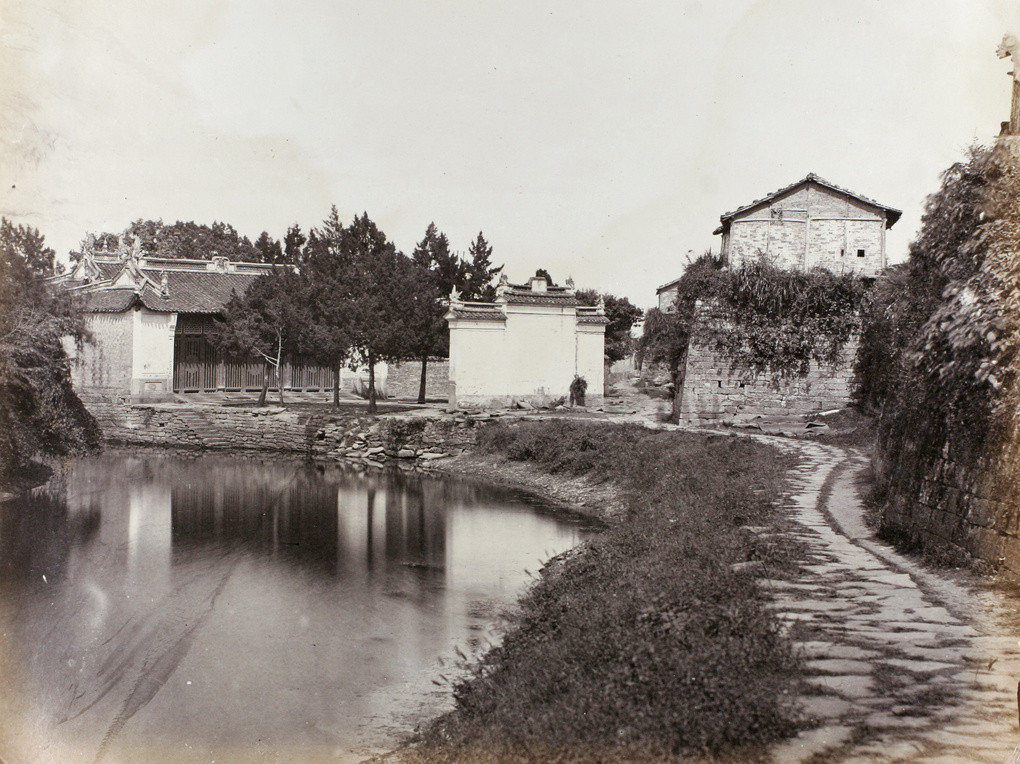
[763,439,1020,763]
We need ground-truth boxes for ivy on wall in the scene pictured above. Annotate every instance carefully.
[642,253,869,389]
[858,144,1020,466]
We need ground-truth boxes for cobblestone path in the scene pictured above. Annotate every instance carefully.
[764,440,1020,763]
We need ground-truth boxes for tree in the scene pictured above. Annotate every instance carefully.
[302,208,356,407]
[535,268,555,286]
[463,231,501,301]
[253,231,285,265]
[86,219,264,261]
[0,219,100,481]
[0,218,57,276]
[341,212,418,413]
[284,224,307,266]
[212,268,307,406]
[408,223,464,403]
[575,289,643,364]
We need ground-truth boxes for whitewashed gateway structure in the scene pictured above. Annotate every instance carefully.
[445,274,608,409]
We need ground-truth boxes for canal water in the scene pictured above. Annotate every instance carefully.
[0,451,590,763]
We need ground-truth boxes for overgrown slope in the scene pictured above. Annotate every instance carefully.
[410,421,799,762]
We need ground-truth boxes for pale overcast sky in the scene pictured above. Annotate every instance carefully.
[2,0,1018,307]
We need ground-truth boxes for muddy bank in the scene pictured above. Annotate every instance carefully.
[423,452,625,526]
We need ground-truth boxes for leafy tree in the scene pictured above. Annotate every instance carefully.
[0,218,58,276]
[87,219,264,262]
[575,289,643,364]
[464,231,501,301]
[340,212,418,413]
[0,219,100,481]
[535,268,555,286]
[408,223,463,403]
[212,268,307,406]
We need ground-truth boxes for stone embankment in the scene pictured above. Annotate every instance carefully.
[82,399,498,466]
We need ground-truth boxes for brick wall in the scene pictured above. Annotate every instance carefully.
[725,183,886,277]
[70,313,133,393]
[385,359,450,400]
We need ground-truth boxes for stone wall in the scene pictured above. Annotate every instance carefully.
[876,433,1020,576]
[678,335,857,425]
[83,397,481,466]
[384,359,450,401]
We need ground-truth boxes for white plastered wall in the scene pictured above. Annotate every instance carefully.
[502,305,576,399]
[131,308,177,394]
[448,319,507,405]
[575,325,606,403]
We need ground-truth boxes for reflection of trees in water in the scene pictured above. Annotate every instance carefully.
[0,487,101,590]
[167,460,450,579]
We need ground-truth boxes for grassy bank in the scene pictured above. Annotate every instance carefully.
[410,421,801,763]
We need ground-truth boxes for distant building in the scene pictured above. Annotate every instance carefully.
[445,274,607,409]
[657,173,901,311]
[63,250,338,399]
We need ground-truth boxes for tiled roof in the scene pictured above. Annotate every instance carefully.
[501,288,579,306]
[78,268,269,314]
[82,289,138,313]
[446,305,506,321]
[577,314,609,326]
[136,270,265,313]
[717,173,902,230]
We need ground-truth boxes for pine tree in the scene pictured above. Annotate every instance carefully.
[464,231,501,301]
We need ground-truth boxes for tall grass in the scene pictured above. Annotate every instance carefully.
[412,421,799,762]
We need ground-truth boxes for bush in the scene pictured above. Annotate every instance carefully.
[414,421,799,762]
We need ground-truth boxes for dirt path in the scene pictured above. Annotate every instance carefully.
[763,438,1020,763]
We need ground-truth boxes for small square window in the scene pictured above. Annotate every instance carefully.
[857,249,866,258]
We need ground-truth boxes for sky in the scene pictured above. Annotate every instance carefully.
[2,0,1019,308]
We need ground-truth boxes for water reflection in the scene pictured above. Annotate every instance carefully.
[0,451,588,763]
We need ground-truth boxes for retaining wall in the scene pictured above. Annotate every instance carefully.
[877,431,1020,576]
[678,338,857,425]
[83,398,481,466]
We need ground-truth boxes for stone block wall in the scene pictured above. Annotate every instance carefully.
[82,398,480,465]
[384,359,450,400]
[678,335,857,425]
[878,434,1020,577]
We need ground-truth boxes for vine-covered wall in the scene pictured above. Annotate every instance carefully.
[864,142,1020,573]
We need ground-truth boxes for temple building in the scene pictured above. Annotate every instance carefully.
[62,247,337,399]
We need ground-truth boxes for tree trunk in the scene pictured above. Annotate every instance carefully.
[367,354,377,414]
[275,333,285,406]
[332,365,341,408]
[417,353,428,404]
[257,362,269,406]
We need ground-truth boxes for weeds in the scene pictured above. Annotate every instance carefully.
[412,421,800,762]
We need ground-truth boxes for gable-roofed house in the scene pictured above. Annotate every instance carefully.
[653,175,901,424]
[445,273,607,409]
[657,173,901,310]
[63,248,334,399]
